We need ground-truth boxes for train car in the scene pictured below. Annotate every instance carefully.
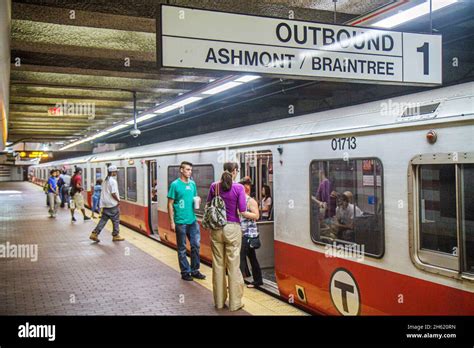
[30,82,474,315]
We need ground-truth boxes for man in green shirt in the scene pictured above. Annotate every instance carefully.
[167,161,206,281]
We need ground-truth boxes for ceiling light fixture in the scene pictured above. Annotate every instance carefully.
[372,0,458,28]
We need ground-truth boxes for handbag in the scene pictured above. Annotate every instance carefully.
[248,235,261,249]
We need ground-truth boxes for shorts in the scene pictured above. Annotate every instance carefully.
[72,192,85,210]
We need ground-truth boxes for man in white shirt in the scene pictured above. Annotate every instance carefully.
[89,165,125,242]
[332,192,363,240]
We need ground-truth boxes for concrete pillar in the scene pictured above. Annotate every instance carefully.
[0,0,11,150]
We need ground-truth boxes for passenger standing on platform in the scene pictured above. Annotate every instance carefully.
[91,178,103,219]
[89,165,125,242]
[239,176,263,288]
[70,167,91,222]
[167,161,206,281]
[47,169,59,218]
[58,169,71,208]
[207,162,253,311]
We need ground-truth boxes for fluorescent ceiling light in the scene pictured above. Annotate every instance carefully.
[234,75,260,83]
[135,113,157,123]
[202,81,241,95]
[90,131,110,139]
[107,124,128,132]
[173,96,202,107]
[372,0,458,28]
[155,104,180,114]
[155,96,202,114]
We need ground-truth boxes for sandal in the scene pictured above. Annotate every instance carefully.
[247,282,263,288]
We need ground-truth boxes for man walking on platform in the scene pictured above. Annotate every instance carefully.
[167,161,206,281]
[89,165,125,242]
[70,167,91,222]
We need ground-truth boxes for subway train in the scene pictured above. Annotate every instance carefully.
[30,82,474,315]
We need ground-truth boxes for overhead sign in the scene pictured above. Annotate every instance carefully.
[159,5,442,86]
[18,151,50,159]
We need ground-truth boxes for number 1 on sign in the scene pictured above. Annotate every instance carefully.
[417,42,429,75]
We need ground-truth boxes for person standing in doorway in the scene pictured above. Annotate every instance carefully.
[260,184,273,221]
[70,167,91,222]
[47,169,59,218]
[167,161,206,281]
[89,165,125,242]
[239,176,263,288]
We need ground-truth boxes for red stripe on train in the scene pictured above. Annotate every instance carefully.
[274,240,474,315]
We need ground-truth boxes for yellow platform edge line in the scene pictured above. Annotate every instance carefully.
[80,204,307,316]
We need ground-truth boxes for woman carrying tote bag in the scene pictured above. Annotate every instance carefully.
[206,162,254,311]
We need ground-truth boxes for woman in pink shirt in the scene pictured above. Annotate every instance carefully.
[207,162,253,311]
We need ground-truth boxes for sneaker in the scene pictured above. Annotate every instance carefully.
[89,232,100,242]
[84,216,91,221]
[191,271,206,280]
[181,274,193,281]
[71,217,77,222]
[112,235,125,242]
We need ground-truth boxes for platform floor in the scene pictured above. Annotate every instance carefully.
[0,182,306,316]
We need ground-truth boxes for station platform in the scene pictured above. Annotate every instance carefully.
[0,182,306,316]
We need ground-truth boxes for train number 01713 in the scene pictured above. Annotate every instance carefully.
[331,137,357,151]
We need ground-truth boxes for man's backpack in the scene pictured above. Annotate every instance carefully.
[43,182,49,193]
[202,182,227,230]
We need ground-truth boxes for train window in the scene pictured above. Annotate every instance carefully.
[117,167,126,199]
[310,159,384,257]
[96,168,102,180]
[461,164,474,274]
[126,167,137,202]
[240,151,274,221]
[413,159,474,276]
[419,165,457,255]
[167,164,214,215]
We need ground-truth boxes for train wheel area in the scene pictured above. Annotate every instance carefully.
[0,181,305,316]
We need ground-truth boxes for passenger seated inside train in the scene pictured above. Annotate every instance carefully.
[331,192,363,241]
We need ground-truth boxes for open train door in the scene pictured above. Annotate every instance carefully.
[240,150,278,294]
[147,160,160,240]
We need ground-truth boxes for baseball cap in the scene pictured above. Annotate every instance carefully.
[108,165,118,172]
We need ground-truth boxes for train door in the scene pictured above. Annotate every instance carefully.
[147,160,160,238]
[240,150,277,291]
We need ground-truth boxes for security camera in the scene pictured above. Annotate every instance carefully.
[130,128,141,138]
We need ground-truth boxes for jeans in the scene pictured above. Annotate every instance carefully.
[240,236,263,285]
[175,222,201,275]
[60,185,70,208]
[92,196,100,213]
[93,206,120,236]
